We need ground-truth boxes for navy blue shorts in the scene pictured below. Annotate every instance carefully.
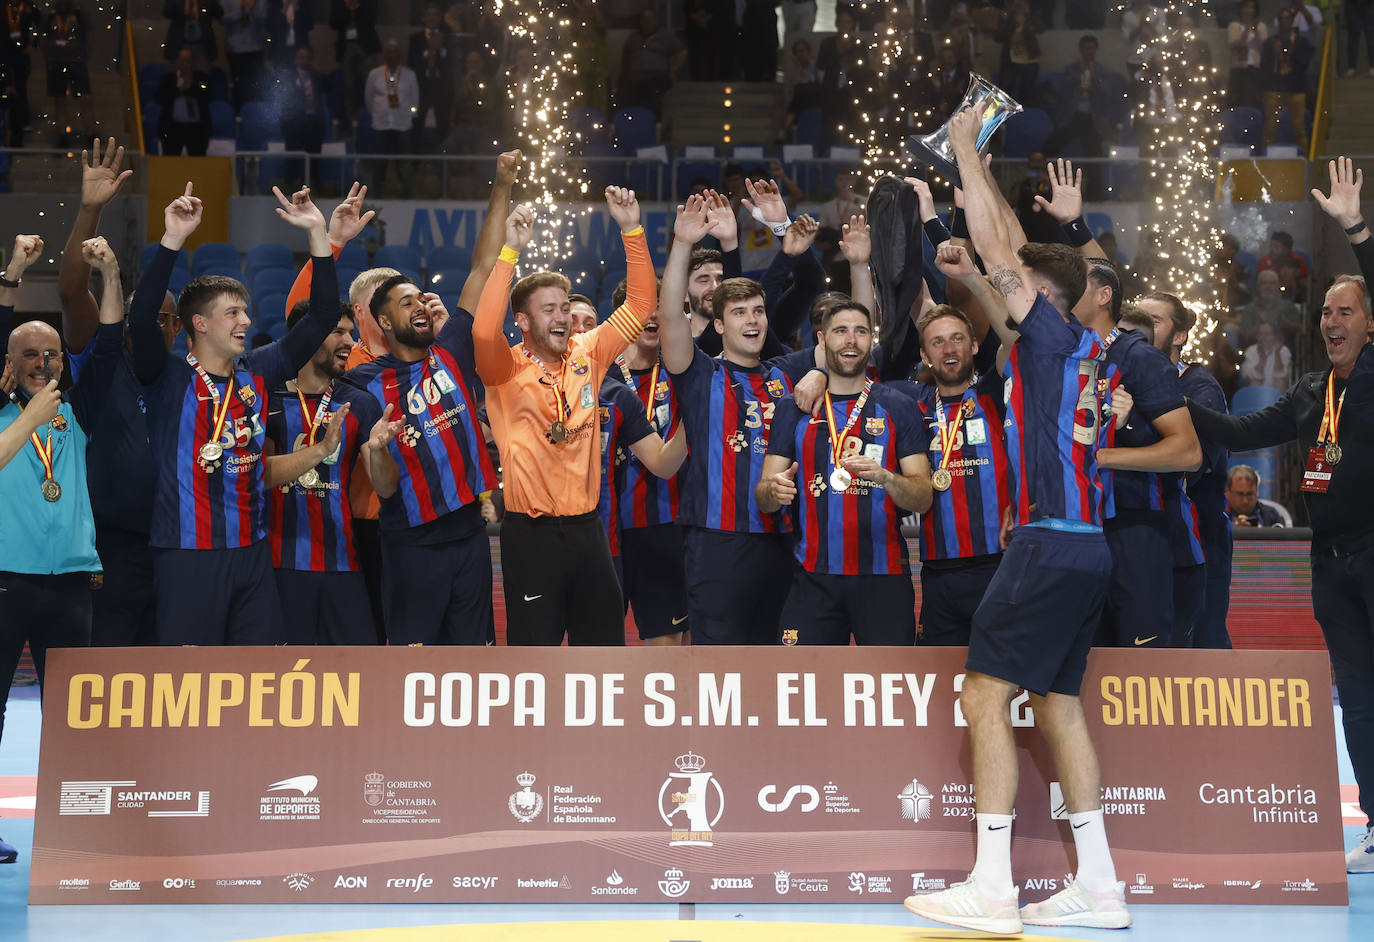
[621,524,690,640]
[967,526,1111,697]
[1099,510,1173,647]
[684,527,792,644]
[274,569,378,644]
[1171,563,1205,648]
[91,526,156,647]
[779,568,915,645]
[918,556,1001,645]
[382,527,494,646]
[155,542,283,645]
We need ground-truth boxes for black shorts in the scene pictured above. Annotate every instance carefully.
[1099,510,1173,647]
[684,527,793,644]
[967,526,1110,697]
[1171,563,1205,648]
[91,525,156,647]
[274,569,377,644]
[779,568,915,645]
[917,556,1001,645]
[46,61,90,98]
[154,542,283,645]
[621,524,690,640]
[382,526,494,645]
[500,510,623,646]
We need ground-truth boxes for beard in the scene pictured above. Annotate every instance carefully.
[391,319,434,349]
[928,355,975,388]
[825,343,869,378]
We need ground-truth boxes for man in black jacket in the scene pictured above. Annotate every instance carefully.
[155,48,213,156]
[1188,157,1374,874]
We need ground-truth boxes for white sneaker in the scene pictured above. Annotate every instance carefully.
[904,877,1022,935]
[1349,825,1374,873]
[1020,879,1131,928]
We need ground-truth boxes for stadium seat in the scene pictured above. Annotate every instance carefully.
[192,242,241,276]
[427,244,474,272]
[255,291,289,324]
[337,242,369,270]
[244,243,294,278]
[210,100,236,140]
[1231,385,1282,416]
[335,266,363,294]
[168,267,191,298]
[138,63,170,105]
[142,101,162,155]
[612,107,657,153]
[1085,211,1114,236]
[427,268,469,292]
[252,267,297,298]
[795,108,823,148]
[374,244,423,273]
[1002,108,1052,159]
[210,67,230,102]
[1222,107,1262,150]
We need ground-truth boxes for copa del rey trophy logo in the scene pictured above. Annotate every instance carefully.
[508,771,543,823]
[658,750,724,846]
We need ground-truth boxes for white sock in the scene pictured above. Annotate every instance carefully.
[970,812,1015,895]
[1068,808,1118,892]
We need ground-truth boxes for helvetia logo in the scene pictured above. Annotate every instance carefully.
[658,868,690,898]
[509,771,543,823]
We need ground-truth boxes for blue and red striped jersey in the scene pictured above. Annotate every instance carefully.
[892,372,1012,561]
[611,361,682,529]
[342,310,497,535]
[1003,295,1106,527]
[596,377,658,557]
[266,384,366,572]
[671,347,794,533]
[1162,474,1206,567]
[766,384,928,574]
[1100,328,1186,515]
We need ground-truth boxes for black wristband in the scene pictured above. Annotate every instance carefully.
[1062,216,1093,248]
[0,274,19,289]
[949,207,969,240]
[1345,220,1368,236]
[923,217,953,248]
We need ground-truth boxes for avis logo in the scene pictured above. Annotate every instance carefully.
[758,785,819,813]
[658,868,690,898]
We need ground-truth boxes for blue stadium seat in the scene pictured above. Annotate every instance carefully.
[210,67,230,102]
[168,267,191,298]
[196,262,244,281]
[210,100,236,140]
[394,267,423,285]
[1231,385,1282,416]
[1085,211,1114,236]
[252,267,297,298]
[374,244,423,272]
[427,244,473,272]
[427,267,468,292]
[795,108,823,148]
[336,267,363,294]
[260,321,288,342]
[239,101,282,151]
[1222,107,1263,150]
[138,63,170,105]
[612,107,657,153]
[337,242,369,270]
[244,242,293,277]
[192,242,241,276]
[142,101,162,155]
[1002,107,1052,159]
[256,291,289,324]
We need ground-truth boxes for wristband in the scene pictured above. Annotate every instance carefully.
[949,207,969,240]
[1345,220,1368,237]
[621,225,644,237]
[0,274,19,289]
[923,218,953,248]
[750,205,792,237]
[498,245,520,264]
[1061,216,1093,248]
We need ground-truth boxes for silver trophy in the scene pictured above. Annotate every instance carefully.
[907,75,1023,187]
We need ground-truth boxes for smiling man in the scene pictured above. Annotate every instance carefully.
[1189,157,1374,875]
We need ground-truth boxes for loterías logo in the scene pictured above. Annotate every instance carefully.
[658,751,724,847]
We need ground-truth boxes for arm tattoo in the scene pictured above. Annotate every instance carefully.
[989,267,1024,298]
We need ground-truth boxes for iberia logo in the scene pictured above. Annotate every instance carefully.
[766,379,785,399]
[864,416,885,435]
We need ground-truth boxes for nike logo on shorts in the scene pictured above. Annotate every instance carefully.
[671,615,688,626]
[1133,636,1158,646]
[523,594,543,602]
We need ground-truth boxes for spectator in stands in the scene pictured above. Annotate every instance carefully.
[1048,34,1116,158]
[1347,0,1374,77]
[277,45,327,162]
[1260,7,1311,154]
[996,0,1042,105]
[331,0,381,134]
[1236,267,1304,346]
[780,38,822,143]
[1274,0,1321,37]
[156,47,214,156]
[1256,230,1309,303]
[722,162,747,207]
[448,49,498,146]
[163,0,222,68]
[739,0,779,82]
[365,39,418,190]
[1,1,36,148]
[41,0,88,145]
[618,8,685,117]
[781,0,817,41]
[1122,0,1165,86]
[1226,0,1266,108]
[265,0,313,69]
[1239,320,1293,391]
[818,7,860,142]
[567,0,609,111]
[222,0,268,110]
[768,159,805,206]
[1213,232,1253,311]
[1225,465,1283,527]
[932,44,972,119]
[819,168,862,231]
[410,3,457,151]
[685,0,733,82]
[1007,150,1048,208]
[1097,230,1125,265]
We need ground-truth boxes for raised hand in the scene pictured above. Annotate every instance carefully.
[496,149,523,188]
[80,236,119,276]
[320,402,352,454]
[903,175,938,222]
[81,137,133,210]
[605,185,641,231]
[162,182,203,248]
[1111,384,1135,431]
[742,176,788,224]
[766,460,799,507]
[328,182,376,246]
[8,234,44,275]
[673,194,712,244]
[369,402,406,450]
[272,185,328,232]
[0,361,15,399]
[505,203,536,251]
[838,214,871,264]
[420,291,450,332]
[1034,158,1085,223]
[1312,157,1364,229]
[782,214,820,256]
[25,379,62,427]
[703,188,737,245]
[934,241,977,279]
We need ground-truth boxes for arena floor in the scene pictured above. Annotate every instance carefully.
[2,684,1370,941]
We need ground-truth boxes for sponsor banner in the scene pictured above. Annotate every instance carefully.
[30,647,1346,905]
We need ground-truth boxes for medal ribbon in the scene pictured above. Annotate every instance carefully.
[522,347,571,422]
[295,382,334,446]
[617,357,661,423]
[823,379,872,470]
[932,393,967,473]
[187,353,235,451]
[15,393,55,484]
[1318,372,1346,447]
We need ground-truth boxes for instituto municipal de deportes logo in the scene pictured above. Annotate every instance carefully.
[658,751,724,847]
[509,771,543,823]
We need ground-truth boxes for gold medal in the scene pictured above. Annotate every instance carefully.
[829,468,852,492]
[550,420,567,443]
[298,468,321,488]
[931,468,952,491]
[1324,443,1342,465]
[41,479,61,502]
